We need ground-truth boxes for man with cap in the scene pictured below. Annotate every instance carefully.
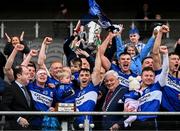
[126,27,145,54]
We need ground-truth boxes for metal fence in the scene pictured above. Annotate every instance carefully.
[1,111,180,131]
[0,19,180,39]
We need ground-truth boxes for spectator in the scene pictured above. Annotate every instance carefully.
[3,32,30,67]
[151,13,167,31]
[116,26,156,75]
[53,0,69,38]
[126,27,145,54]
[136,2,154,39]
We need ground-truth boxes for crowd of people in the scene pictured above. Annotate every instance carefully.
[0,0,180,130]
[0,19,179,130]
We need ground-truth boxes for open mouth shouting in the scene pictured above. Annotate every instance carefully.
[121,63,130,71]
[174,64,179,71]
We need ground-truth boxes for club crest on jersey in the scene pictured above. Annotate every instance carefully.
[43,91,48,95]
[50,92,54,97]
[145,88,150,94]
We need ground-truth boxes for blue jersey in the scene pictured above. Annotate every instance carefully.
[75,82,98,124]
[72,72,79,82]
[28,81,55,126]
[28,81,55,111]
[110,63,137,88]
[137,82,162,121]
[125,82,162,121]
[46,76,60,86]
[161,74,180,111]
[155,69,180,111]
[55,83,79,103]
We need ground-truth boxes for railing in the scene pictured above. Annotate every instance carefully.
[1,111,180,131]
[0,19,180,39]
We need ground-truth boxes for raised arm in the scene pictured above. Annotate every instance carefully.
[75,48,95,72]
[20,31,24,41]
[91,47,101,86]
[99,32,115,71]
[115,24,125,59]
[5,33,11,43]
[4,44,24,82]
[152,25,169,71]
[21,49,38,66]
[157,46,169,87]
[139,29,156,61]
[37,37,53,68]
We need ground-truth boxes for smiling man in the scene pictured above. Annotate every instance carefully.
[27,68,56,130]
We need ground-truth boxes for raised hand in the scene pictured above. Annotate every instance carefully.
[160,45,168,54]
[5,33,11,42]
[76,48,90,57]
[29,49,39,57]
[43,37,53,45]
[108,32,116,39]
[160,25,170,33]
[20,31,24,41]
[153,25,161,37]
[74,20,81,33]
[15,44,24,51]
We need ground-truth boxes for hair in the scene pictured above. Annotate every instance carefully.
[56,70,70,80]
[124,44,139,56]
[142,67,154,74]
[79,68,90,74]
[13,65,24,80]
[168,52,179,57]
[70,57,82,67]
[11,36,20,43]
[142,56,153,64]
[118,52,131,59]
[104,70,119,80]
[50,60,62,65]
[28,61,36,71]
[49,60,62,70]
